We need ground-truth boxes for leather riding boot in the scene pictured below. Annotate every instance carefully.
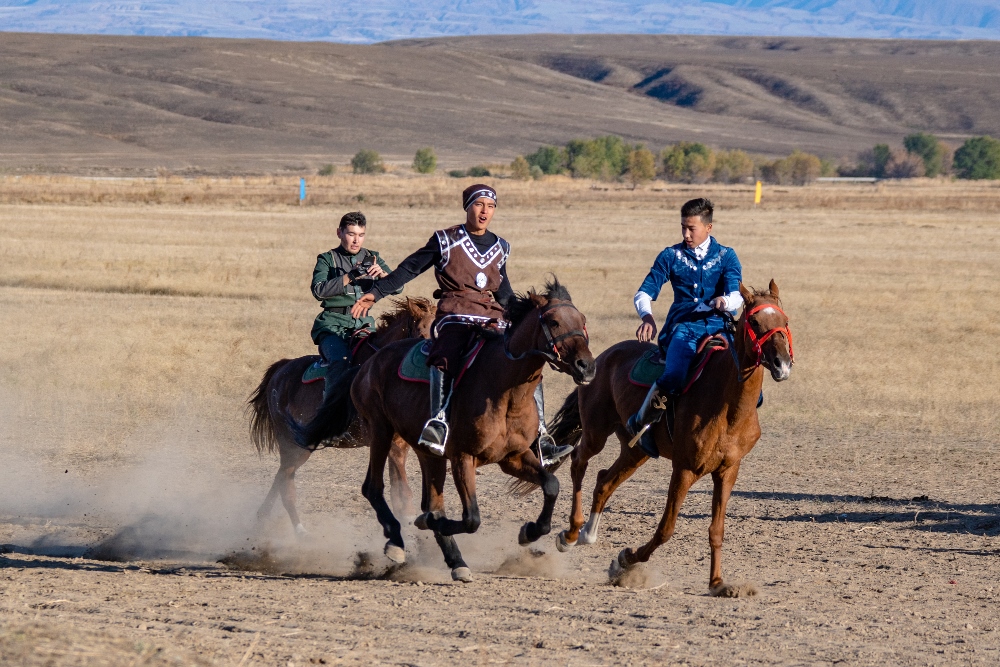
[321,359,349,403]
[418,366,452,455]
[625,384,670,459]
[533,382,573,466]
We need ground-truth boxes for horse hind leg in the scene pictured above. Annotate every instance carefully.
[579,425,648,545]
[258,435,312,537]
[360,420,405,563]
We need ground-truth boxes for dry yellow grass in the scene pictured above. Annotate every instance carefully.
[1,176,998,468]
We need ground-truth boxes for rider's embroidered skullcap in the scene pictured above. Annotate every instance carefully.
[462,184,497,210]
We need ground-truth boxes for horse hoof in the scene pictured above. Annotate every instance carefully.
[555,531,576,553]
[294,524,308,539]
[384,543,406,564]
[518,523,533,546]
[413,513,430,531]
[451,567,473,583]
[710,581,759,598]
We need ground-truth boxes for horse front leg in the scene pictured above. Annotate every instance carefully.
[420,453,481,537]
[360,419,405,564]
[499,450,558,545]
[387,436,414,517]
[413,453,472,583]
[615,466,697,572]
[708,462,744,597]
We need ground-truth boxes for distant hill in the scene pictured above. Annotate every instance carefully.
[1,1,999,43]
[1,32,998,174]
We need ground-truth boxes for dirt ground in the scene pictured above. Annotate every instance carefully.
[1,180,999,665]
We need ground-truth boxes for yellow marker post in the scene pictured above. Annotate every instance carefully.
[754,180,762,206]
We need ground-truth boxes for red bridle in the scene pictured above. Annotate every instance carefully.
[743,303,794,368]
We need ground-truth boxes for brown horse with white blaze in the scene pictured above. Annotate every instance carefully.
[247,297,435,536]
[550,281,793,596]
[337,279,596,582]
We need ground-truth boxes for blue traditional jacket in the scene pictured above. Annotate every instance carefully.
[637,237,743,347]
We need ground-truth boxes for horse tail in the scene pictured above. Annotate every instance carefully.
[291,365,362,449]
[246,359,290,455]
[507,388,582,497]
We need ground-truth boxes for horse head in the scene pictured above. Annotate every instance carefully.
[738,279,793,382]
[506,277,597,385]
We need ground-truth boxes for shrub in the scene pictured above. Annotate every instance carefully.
[317,164,335,176]
[566,136,631,180]
[351,149,385,175]
[466,165,491,177]
[660,142,715,183]
[765,150,822,185]
[903,133,946,177]
[448,169,466,178]
[510,155,531,180]
[953,136,1000,180]
[885,150,925,178]
[529,165,544,180]
[412,147,437,174]
[525,146,566,175]
[712,149,754,184]
[626,147,657,186]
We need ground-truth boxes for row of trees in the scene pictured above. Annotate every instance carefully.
[330,134,1000,182]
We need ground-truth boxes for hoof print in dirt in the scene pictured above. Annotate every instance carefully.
[451,566,474,583]
[709,581,759,598]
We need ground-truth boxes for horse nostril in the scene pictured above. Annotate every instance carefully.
[575,358,588,370]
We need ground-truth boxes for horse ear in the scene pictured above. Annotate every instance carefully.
[768,279,779,300]
[739,282,753,303]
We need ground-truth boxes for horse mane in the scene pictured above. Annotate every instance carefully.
[504,276,572,325]
[377,296,433,330]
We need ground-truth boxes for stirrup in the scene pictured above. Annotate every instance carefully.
[537,428,573,467]
[418,414,449,455]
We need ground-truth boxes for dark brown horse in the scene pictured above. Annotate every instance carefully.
[247,297,435,536]
[550,281,793,596]
[324,279,596,582]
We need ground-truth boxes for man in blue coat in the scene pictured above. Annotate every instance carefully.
[626,198,744,457]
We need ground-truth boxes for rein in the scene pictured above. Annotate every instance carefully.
[722,303,793,380]
[503,302,589,365]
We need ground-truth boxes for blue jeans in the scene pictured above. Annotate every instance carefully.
[656,320,716,394]
[318,334,352,366]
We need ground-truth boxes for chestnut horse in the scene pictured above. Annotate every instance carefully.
[550,281,793,596]
[327,279,596,582]
[247,297,435,536]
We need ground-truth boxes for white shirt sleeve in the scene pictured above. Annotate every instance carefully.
[720,290,744,312]
[634,291,653,319]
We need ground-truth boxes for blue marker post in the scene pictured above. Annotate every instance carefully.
[299,178,306,205]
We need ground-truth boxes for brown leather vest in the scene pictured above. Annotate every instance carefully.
[433,225,509,318]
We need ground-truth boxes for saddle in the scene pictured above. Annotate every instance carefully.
[301,358,329,385]
[398,339,485,385]
[629,334,731,393]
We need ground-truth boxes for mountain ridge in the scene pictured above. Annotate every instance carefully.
[0,1,999,43]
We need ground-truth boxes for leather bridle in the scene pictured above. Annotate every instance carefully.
[742,303,794,370]
[504,302,589,365]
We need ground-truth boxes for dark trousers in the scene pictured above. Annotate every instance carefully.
[427,324,478,378]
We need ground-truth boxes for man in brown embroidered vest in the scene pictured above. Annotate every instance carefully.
[351,184,572,465]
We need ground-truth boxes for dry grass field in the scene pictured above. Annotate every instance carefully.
[1,175,999,665]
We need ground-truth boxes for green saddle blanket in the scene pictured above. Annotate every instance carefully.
[302,359,329,384]
[629,348,665,387]
[398,339,485,384]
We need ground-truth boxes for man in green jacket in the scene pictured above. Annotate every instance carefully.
[311,211,397,383]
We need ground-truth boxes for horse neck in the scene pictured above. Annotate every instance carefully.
[371,316,409,345]
[495,310,547,382]
[724,313,765,407]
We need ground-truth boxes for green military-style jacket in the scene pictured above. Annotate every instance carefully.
[311,246,397,344]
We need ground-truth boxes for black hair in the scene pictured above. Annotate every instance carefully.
[339,211,367,230]
[505,276,573,326]
[680,198,713,224]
